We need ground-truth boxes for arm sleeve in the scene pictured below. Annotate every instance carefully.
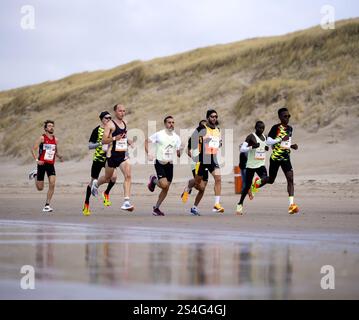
[148,132,158,144]
[240,142,251,153]
[266,137,281,146]
[88,142,100,150]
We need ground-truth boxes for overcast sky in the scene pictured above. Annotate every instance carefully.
[0,0,358,91]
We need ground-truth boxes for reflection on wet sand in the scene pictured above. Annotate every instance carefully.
[83,240,293,299]
[0,220,358,299]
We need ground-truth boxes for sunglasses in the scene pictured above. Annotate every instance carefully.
[104,116,112,120]
[283,115,291,119]
[209,115,218,118]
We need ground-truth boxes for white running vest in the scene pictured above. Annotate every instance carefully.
[246,133,267,169]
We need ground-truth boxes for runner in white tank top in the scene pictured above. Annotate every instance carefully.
[236,121,269,215]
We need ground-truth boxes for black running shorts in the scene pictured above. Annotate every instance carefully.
[155,160,173,182]
[91,161,106,179]
[269,158,293,183]
[246,165,268,179]
[37,163,56,181]
[195,160,219,177]
[107,156,128,168]
[192,168,208,182]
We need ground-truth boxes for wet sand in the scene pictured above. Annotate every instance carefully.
[1,178,359,299]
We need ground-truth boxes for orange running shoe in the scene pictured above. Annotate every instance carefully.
[213,203,225,213]
[288,204,299,214]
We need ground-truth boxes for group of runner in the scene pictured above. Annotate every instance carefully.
[28,105,299,216]
[236,108,299,215]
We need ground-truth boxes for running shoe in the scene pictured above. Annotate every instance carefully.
[153,206,165,216]
[190,207,200,216]
[251,177,260,194]
[236,204,243,215]
[288,204,299,215]
[28,169,37,180]
[212,203,225,213]
[42,205,53,213]
[181,186,191,203]
[121,201,134,212]
[91,179,99,197]
[147,175,157,192]
[102,192,112,207]
[82,203,91,216]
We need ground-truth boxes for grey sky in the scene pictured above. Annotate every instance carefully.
[0,0,358,90]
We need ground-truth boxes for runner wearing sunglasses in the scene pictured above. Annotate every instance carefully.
[189,109,224,213]
[82,111,117,216]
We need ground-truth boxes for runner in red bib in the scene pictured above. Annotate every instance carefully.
[29,120,64,213]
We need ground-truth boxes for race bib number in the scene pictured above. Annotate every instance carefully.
[205,136,220,154]
[208,136,220,149]
[44,144,56,161]
[115,138,128,152]
[163,146,174,161]
[255,149,266,160]
[280,137,291,150]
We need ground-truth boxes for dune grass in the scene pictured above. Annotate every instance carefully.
[0,18,358,162]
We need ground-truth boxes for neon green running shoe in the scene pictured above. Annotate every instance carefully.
[82,203,91,216]
[102,192,112,207]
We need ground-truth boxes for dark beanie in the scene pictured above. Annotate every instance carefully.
[99,111,111,120]
[206,109,217,119]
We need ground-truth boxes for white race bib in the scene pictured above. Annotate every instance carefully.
[208,136,220,149]
[255,149,266,160]
[115,138,128,152]
[280,137,291,150]
[44,144,56,161]
[163,146,174,161]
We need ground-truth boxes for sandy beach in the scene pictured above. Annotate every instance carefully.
[0,147,359,299]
